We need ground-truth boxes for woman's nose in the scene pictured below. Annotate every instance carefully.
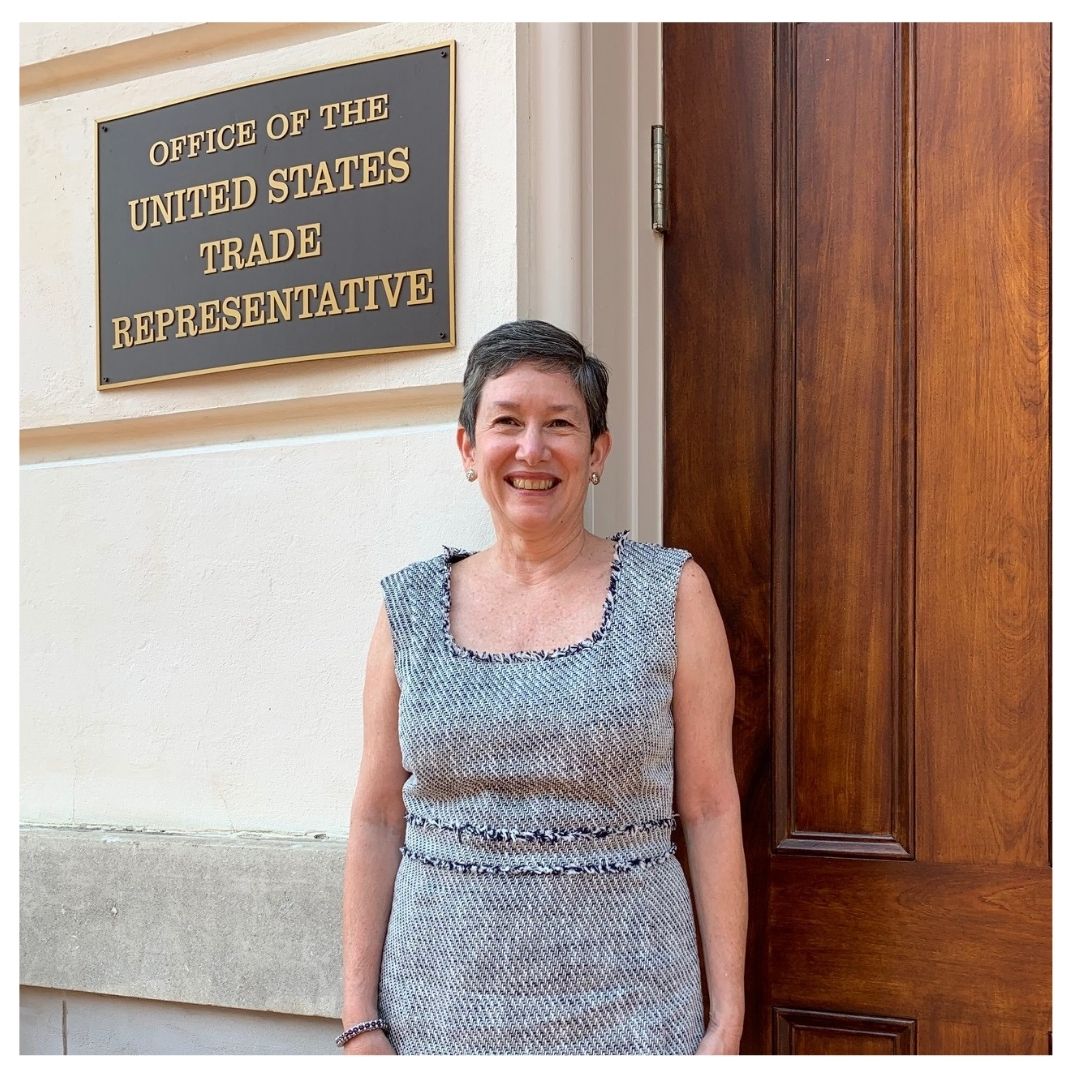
[516,424,549,462]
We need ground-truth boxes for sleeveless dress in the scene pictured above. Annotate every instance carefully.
[376,530,704,1054]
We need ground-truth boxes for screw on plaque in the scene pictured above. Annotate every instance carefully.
[439,331,447,339]
[102,126,108,132]
[103,377,110,383]
[441,50,448,58]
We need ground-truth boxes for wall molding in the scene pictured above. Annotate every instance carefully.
[519,22,664,542]
[20,23,374,102]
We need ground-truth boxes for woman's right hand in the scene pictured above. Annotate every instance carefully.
[342,1030,397,1055]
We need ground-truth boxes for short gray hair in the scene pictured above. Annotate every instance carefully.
[458,320,609,445]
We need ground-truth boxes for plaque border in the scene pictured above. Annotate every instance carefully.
[95,39,456,390]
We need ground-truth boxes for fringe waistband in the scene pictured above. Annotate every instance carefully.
[399,810,679,875]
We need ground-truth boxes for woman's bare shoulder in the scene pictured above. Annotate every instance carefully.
[675,558,728,647]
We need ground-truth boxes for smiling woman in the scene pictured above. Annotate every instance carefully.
[457,360,609,548]
[340,320,745,1056]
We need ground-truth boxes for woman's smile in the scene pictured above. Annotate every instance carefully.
[506,472,560,492]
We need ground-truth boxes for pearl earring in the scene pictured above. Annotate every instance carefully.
[465,467,477,482]
[590,472,600,486]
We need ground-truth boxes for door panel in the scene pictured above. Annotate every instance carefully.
[915,24,1051,869]
[663,22,1050,1054]
[783,22,912,859]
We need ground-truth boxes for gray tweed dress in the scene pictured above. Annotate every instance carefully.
[376,530,704,1054]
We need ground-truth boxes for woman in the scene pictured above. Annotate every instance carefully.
[340,320,746,1055]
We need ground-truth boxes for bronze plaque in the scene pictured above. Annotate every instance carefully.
[97,41,455,389]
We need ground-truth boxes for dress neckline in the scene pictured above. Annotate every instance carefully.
[439,530,630,663]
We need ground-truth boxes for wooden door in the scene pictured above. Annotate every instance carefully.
[663,23,1050,1054]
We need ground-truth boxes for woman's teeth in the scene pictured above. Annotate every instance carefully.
[509,478,556,490]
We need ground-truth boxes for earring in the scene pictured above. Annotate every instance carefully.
[465,467,477,482]
[590,472,600,486]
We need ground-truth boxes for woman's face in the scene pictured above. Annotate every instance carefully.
[457,362,612,540]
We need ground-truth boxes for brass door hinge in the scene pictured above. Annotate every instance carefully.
[651,124,668,233]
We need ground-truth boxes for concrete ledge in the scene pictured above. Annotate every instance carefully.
[20,825,346,1019]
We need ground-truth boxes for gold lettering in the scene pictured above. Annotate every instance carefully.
[245,232,268,268]
[233,176,257,210]
[309,159,336,197]
[319,102,342,130]
[129,177,257,232]
[207,180,229,215]
[111,263,433,350]
[314,281,342,318]
[289,109,309,137]
[378,271,407,309]
[296,223,321,259]
[266,113,290,141]
[198,300,221,334]
[339,277,364,313]
[341,98,363,127]
[149,193,173,227]
[242,292,265,326]
[187,184,209,219]
[321,93,391,129]
[199,224,320,274]
[129,198,148,232]
[293,284,319,318]
[259,150,408,203]
[220,295,242,331]
[148,122,258,166]
[289,163,314,198]
[268,228,295,263]
[334,155,358,191]
[154,308,175,341]
[359,151,386,188]
[133,312,154,345]
[268,168,289,205]
[387,145,410,183]
[363,276,380,311]
[266,289,291,325]
[406,268,434,306]
[199,240,222,275]
[222,237,244,272]
[176,305,198,338]
[112,316,133,349]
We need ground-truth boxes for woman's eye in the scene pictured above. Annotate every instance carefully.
[491,416,572,427]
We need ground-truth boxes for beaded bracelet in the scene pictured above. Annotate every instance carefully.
[336,1017,390,1047]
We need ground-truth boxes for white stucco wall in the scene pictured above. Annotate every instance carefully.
[20,23,199,66]
[21,22,517,836]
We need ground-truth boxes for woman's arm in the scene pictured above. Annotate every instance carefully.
[672,559,746,1053]
[340,604,410,1053]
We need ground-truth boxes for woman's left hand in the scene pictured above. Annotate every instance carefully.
[695,1019,743,1055]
